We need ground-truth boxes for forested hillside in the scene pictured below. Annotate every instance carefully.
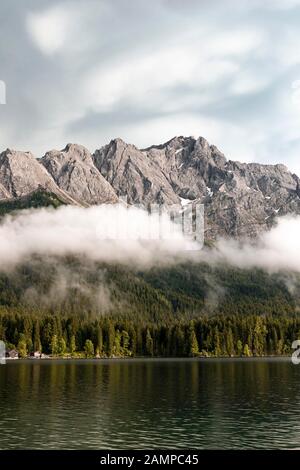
[0,256,299,357]
[0,258,298,319]
[0,189,65,216]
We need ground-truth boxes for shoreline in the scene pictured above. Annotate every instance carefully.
[5,354,292,361]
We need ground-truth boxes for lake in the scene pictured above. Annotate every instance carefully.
[0,357,299,449]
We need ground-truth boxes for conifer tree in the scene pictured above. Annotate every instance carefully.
[188,322,199,357]
[84,339,94,358]
[70,335,76,355]
[51,335,59,356]
[145,329,153,356]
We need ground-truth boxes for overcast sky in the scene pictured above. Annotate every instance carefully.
[1,0,300,173]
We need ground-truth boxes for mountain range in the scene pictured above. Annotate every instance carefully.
[1,135,300,240]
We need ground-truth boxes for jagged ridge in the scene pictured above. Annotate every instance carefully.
[0,136,300,239]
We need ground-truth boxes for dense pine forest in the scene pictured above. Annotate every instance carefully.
[0,256,299,357]
[1,310,299,357]
[0,257,299,317]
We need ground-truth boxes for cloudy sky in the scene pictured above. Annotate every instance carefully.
[1,0,300,172]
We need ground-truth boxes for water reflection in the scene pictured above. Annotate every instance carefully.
[0,358,299,449]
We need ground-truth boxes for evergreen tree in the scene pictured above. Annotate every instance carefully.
[17,334,27,358]
[114,329,121,356]
[213,326,222,356]
[70,335,76,355]
[121,330,130,355]
[188,322,199,357]
[33,320,42,352]
[237,339,243,356]
[106,323,115,356]
[51,335,59,356]
[96,327,103,356]
[243,344,251,357]
[58,337,66,355]
[276,338,283,355]
[84,339,94,358]
[226,328,234,356]
[145,329,153,356]
[253,317,267,356]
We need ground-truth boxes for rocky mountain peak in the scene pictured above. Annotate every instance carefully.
[62,143,91,160]
[94,135,300,239]
[110,137,128,146]
[41,145,118,205]
[0,148,60,199]
[107,137,136,154]
[93,138,179,205]
[143,135,188,151]
[1,135,300,240]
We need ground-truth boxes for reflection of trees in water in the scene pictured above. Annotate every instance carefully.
[1,359,300,449]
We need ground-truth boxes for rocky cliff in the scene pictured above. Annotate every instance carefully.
[41,143,118,205]
[0,136,299,240]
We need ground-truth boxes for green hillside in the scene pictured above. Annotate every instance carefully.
[0,257,298,319]
[0,189,65,216]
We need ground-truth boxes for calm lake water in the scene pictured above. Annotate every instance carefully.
[0,357,299,449]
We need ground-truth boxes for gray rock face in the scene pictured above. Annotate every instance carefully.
[0,149,59,198]
[0,149,83,205]
[1,136,300,240]
[41,143,118,205]
[94,135,300,240]
[144,136,227,200]
[0,182,10,199]
[93,138,179,205]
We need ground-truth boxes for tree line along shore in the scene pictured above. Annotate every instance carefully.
[1,311,299,358]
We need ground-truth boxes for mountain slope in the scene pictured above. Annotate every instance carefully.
[0,149,58,198]
[0,136,300,240]
[93,138,178,205]
[94,136,300,239]
[0,149,83,206]
[41,143,118,205]
[0,257,297,319]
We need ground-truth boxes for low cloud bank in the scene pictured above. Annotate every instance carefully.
[0,204,199,269]
[0,205,300,273]
[211,216,300,273]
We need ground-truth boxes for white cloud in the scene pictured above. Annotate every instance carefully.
[263,0,300,10]
[212,216,300,273]
[0,205,199,269]
[26,6,72,55]
[233,0,300,11]
[83,28,262,113]
[85,52,238,113]
[204,29,264,57]
[230,72,269,96]
[1,204,300,276]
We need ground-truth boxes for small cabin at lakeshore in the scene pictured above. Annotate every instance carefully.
[30,351,42,358]
[5,349,18,359]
